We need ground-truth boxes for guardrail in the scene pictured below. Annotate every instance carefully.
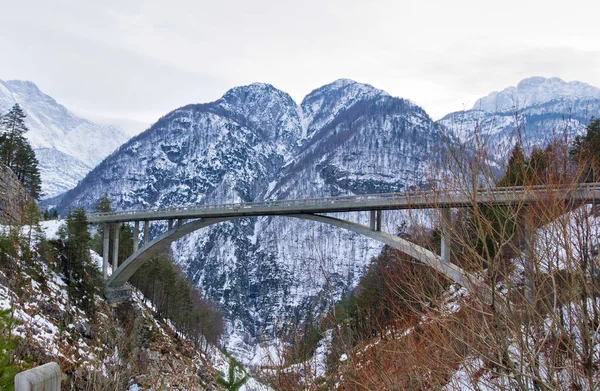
[87,183,600,223]
[14,362,61,391]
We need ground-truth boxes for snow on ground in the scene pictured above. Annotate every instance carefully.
[209,344,274,391]
[2,221,274,389]
[39,219,63,240]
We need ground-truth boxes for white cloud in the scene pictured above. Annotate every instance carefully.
[0,0,599,132]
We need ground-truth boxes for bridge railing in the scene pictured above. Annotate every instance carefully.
[87,183,600,220]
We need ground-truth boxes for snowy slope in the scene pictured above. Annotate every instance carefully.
[57,79,450,363]
[0,79,129,198]
[473,76,600,113]
[439,77,600,159]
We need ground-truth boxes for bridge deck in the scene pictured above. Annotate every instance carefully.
[87,183,600,224]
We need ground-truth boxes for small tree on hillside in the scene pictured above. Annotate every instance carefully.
[216,357,249,391]
[59,208,101,314]
[0,308,20,390]
[0,104,42,198]
[571,117,600,181]
[0,104,27,168]
[95,193,112,214]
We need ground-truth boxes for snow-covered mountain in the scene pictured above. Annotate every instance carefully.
[439,77,600,157]
[0,79,130,198]
[57,79,449,362]
[473,76,600,113]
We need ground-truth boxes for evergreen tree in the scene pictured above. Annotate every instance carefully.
[58,208,100,314]
[0,104,42,199]
[15,141,42,199]
[0,308,20,390]
[216,357,249,391]
[497,142,526,187]
[0,104,27,168]
[94,193,112,214]
[571,117,600,181]
[118,224,134,265]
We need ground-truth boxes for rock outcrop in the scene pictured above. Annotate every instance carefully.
[0,164,31,224]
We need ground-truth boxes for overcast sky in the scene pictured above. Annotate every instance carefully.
[1,0,599,135]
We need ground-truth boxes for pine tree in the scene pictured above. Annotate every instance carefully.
[15,141,42,199]
[497,142,526,187]
[0,104,42,199]
[58,208,100,314]
[118,224,133,265]
[216,357,249,391]
[0,308,20,390]
[0,104,27,168]
[94,193,112,214]
[571,117,600,181]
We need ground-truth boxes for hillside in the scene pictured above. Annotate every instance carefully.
[0,216,275,390]
[257,132,600,390]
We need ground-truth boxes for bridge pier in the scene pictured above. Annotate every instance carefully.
[143,220,149,245]
[102,223,110,280]
[370,210,382,231]
[112,223,120,271]
[177,218,182,227]
[440,208,451,263]
[133,221,139,253]
[168,219,173,230]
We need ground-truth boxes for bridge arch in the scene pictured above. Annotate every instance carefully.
[106,213,487,297]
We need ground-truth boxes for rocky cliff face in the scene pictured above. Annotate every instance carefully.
[0,164,31,224]
[57,79,449,362]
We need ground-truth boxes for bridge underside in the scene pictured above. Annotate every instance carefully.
[104,212,488,304]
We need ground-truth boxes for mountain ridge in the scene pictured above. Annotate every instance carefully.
[54,75,600,363]
[0,79,130,198]
[56,78,447,362]
[472,76,600,112]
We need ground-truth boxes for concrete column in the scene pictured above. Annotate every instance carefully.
[133,221,139,253]
[177,218,183,227]
[15,362,61,391]
[143,220,149,245]
[376,210,382,232]
[440,208,451,263]
[112,223,120,271]
[168,219,173,230]
[370,210,376,230]
[102,223,110,280]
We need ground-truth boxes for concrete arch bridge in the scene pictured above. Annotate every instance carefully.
[87,183,600,304]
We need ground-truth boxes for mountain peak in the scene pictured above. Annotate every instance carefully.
[314,78,389,97]
[218,82,303,146]
[473,76,600,112]
[220,82,293,106]
[6,79,41,91]
[301,79,389,135]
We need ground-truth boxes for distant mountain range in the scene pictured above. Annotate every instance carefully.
[5,75,600,363]
[439,77,600,157]
[0,79,130,198]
